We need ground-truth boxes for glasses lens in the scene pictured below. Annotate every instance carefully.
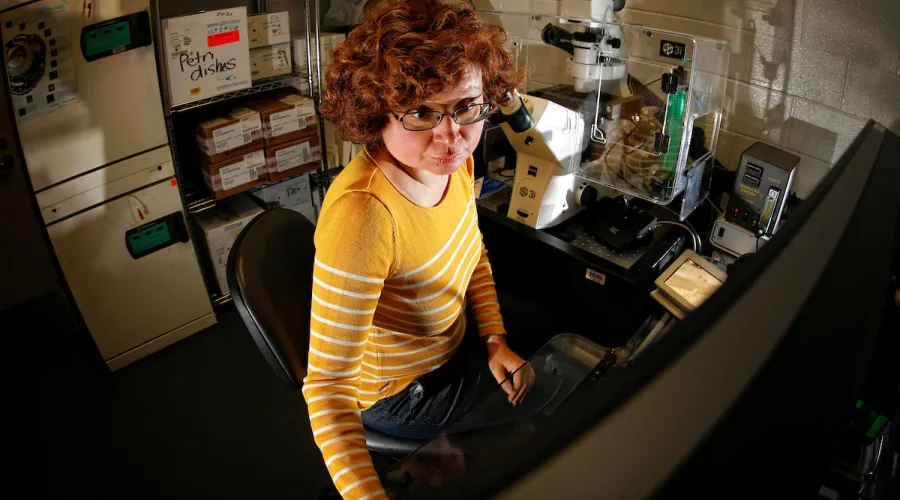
[402,110,441,131]
[454,103,490,125]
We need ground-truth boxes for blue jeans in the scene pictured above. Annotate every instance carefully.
[360,332,495,440]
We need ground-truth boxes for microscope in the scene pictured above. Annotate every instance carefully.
[497,0,729,251]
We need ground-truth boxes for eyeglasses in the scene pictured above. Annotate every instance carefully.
[392,102,494,131]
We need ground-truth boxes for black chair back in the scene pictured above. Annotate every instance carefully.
[227,207,427,456]
[227,208,314,388]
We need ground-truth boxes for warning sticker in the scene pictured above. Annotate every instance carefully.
[207,29,240,48]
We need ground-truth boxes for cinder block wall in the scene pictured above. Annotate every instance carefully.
[474,0,900,197]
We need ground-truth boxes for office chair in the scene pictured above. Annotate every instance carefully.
[226,208,426,457]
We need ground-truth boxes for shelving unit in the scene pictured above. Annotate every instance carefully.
[169,72,309,115]
[150,0,328,309]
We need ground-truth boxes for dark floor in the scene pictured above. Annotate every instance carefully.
[19,307,333,499]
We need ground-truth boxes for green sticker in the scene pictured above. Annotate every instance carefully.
[84,21,131,57]
[127,222,171,255]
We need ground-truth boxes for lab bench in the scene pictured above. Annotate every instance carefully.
[476,186,690,348]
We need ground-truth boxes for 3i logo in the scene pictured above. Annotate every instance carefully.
[659,39,687,60]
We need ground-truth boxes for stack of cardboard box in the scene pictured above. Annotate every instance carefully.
[292,32,346,92]
[248,12,292,81]
[246,91,322,183]
[198,107,267,200]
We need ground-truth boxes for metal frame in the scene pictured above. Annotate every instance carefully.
[150,0,327,308]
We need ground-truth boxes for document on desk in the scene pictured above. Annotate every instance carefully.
[477,177,508,199]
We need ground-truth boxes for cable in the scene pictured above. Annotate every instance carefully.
[707,196,724,216]
[658,205,703,253]
[657,220,698,253]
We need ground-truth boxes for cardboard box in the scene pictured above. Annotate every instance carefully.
[265,133,322,182]
[251,173,312,211]
[247,11,291,49]
[202,147,267,200]
[197,107,264,163]
[298,205,317,226]
[246,92,318,147]
[162,8,252,107]
[193,195,264,295]
[292,33,345,75]
[250,43,292,81]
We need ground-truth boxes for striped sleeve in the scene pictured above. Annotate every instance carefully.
[466,245,506,337]
[303,192,393,500]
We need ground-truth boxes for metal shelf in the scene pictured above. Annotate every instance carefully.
[185,168,319,214]
[168,73,310,115]
[186,195,218,214]
[212,293,233,307]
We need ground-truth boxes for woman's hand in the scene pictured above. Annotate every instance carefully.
[486,336,535,406]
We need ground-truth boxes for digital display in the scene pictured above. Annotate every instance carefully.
[664,259,723,307]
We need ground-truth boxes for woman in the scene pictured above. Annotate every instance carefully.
[302,1,534,498]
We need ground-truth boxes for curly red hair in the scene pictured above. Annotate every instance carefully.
[320,0,523,146]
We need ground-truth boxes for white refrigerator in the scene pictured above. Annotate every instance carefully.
[2,0,215,370]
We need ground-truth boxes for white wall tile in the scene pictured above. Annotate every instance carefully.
[790,153,831,199]
[620,10,754,82]
[723,132,759,171]
[532,0,562,15]
[842,62,900,132]
[715,129,737,169]
[724,80,794,145]
[750,35,847,108]
[473,0,504,11]
[802,0,900,73]
[717,0,804,42]
[623,0,710,21]
[787,99,865,162]
[858,0,900,16]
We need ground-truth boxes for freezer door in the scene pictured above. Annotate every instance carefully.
[47,178,213,361]
[2,0,167,191]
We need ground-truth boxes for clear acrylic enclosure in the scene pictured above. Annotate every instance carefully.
[497,12,729,207]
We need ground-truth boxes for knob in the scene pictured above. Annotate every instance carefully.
[607,37,622,49]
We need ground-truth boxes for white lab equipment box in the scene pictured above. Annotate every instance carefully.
[8,1,216,371]
[45,171,215,371]
[193,196,264,295]
[251,173,312,212]
[247,11,290,49]
[162,7,252,107]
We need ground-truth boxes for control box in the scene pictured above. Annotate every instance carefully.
[726,142,799,236]
[710,216,768,257]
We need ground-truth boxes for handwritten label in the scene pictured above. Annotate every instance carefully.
[212,122,244,153]
[208,29,240,48]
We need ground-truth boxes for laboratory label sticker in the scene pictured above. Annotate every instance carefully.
[585,268,607,285]
[167,25,193,53]
[211,121,245,153]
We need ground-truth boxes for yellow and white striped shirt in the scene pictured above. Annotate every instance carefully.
[302,152,505,499]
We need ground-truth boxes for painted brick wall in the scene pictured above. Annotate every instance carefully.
[474,0,900,197]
